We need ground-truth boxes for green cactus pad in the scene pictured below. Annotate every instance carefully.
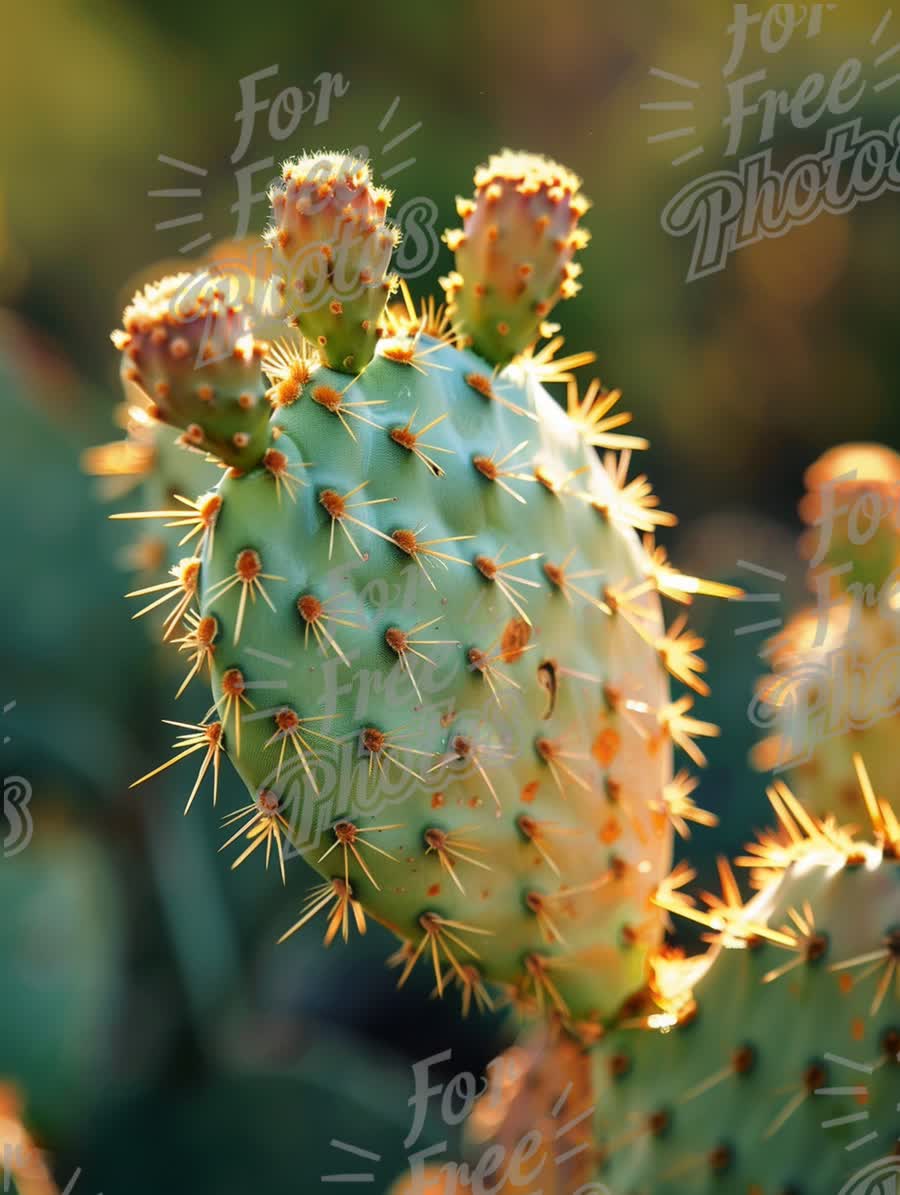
[115,152,732,1032]
[193,336,687,1028]
[591,782,900,1194]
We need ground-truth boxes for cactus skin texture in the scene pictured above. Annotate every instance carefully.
[435,443,900,1194]
[429,770,900,1194]
[203,336,687,1027]
[754,443,900,825]
[588,774,900,1194]
[111,150,735,1031]
[442,151,590,366]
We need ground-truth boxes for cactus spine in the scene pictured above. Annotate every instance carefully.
[442,765,899,1194]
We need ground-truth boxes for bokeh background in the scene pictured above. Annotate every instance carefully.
[1,2,898,1190]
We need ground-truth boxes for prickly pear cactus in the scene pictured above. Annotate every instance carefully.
[85,242,275,576]
[446,438,900,1192]
[753,443,900,824]
[111,275,271,469]
[112,150,732,1029]
[590,766,900,1194]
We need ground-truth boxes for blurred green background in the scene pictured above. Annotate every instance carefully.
[1,2,898,1190]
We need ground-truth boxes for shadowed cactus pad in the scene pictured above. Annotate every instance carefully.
[590,773,900,1194]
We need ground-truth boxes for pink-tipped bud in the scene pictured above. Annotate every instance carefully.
[265,152,399,373]
[441,150,590,366]
[111,272,271,469]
